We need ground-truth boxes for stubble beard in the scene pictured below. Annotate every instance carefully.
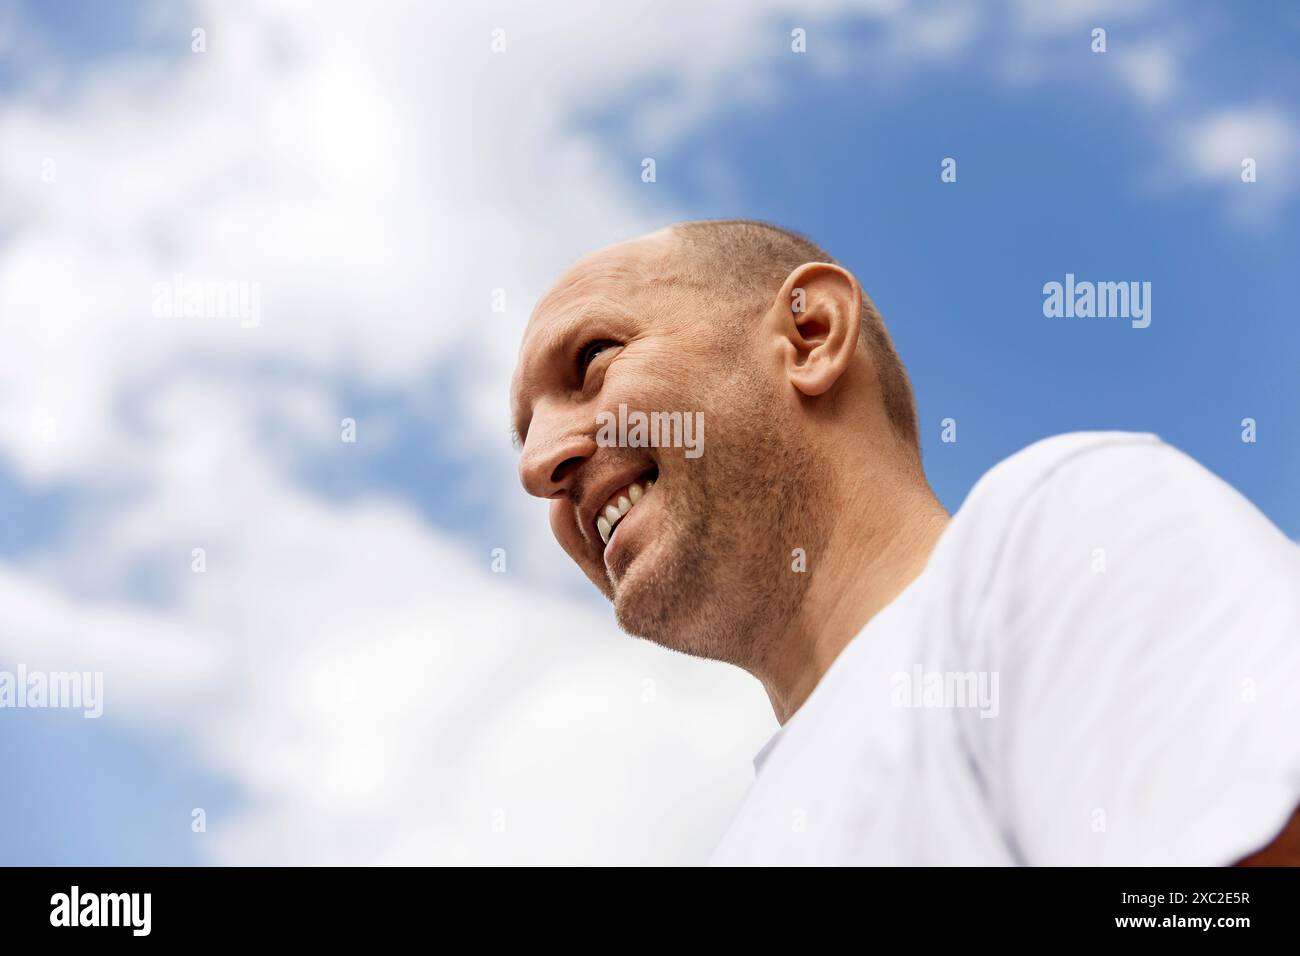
[612,382,829,672]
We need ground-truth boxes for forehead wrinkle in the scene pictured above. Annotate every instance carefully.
[540,237,682,308]
[535,299,628,362]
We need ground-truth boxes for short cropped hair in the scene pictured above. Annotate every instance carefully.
[668,218,920,457]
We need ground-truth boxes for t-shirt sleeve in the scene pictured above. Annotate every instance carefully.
[970,438,1300,865]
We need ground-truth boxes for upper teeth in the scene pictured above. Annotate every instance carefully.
[597,479,653,545]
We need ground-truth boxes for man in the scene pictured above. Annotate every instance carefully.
[510,219,1300,865]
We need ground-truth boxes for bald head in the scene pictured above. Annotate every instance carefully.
[517,219,919,458]
[665,219,919,456]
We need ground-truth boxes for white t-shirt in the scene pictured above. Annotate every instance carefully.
[710,432,1300,866]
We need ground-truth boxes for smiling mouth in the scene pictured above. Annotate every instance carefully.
[596,466,658,545]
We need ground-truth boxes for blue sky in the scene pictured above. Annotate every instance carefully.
[0,0,1296,865]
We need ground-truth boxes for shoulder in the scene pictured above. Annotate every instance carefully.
[957,430,1295,559]
[963,430,1166,512]
[943,432,1166,558]
[946,429,1300,687]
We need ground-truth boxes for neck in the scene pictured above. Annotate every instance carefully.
[755,464,950,725]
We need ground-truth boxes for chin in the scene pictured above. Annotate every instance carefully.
[610,567,664,639]
[613,577,716,660]
[612,561,679,643]
[608,512,723,657]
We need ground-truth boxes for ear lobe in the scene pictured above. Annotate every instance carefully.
[771,262,863,397]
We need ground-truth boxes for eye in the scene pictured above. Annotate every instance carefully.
[577,339,619,379]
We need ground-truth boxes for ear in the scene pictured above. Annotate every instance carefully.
[764,262,862,397]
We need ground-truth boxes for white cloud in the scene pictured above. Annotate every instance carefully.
[1012,0,1154,35]
[1166,105,1299,224]
[1184,106,1298,181]
[1114,42,1178,106]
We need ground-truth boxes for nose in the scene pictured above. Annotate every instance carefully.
[518,410,596,499]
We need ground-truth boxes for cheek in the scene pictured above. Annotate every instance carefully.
[603,351,693,409]
[549,500,582,555]
[549,498,613,595]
